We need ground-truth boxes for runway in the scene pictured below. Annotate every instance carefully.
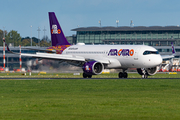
[0,77,179,80]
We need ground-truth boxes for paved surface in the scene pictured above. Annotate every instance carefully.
[0,78,179,80]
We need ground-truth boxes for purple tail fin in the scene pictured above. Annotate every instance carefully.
[49,12,71,46]
[171,42,176,54]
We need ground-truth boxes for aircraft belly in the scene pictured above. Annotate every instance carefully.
[106,58,121,68]
[116,56,136,68]
[114,56,145,68]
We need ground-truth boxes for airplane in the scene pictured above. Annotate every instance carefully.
[159,43,179,72]
[4,12,175,78]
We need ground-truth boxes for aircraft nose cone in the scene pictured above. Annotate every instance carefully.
[156,55,162,65]
[147,55,162,67]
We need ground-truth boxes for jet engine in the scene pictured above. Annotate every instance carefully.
[82,61,104,75]
[137,66,158,76]
[146,67,158,76]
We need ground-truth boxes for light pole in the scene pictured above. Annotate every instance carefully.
[30,25,32,46]
[130,20,134,27]
[37,27,41,46]
[43,26,46,41]
[116,20,119,27]
[3,37,5,68]
[99,20,101,27]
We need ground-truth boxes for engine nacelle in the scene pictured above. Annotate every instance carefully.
[146,67,158,76]
[82,61,104,75]
[137,66,158,76]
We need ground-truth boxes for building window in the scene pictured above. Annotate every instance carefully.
[144,41,151,46]
[152,41,159,46]
[160,41,167,46]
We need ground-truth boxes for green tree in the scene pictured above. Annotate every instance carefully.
[0,30,3,46]
[5,30,21,46]
[21,38,37,46]
[0,29,8,46]
[42,35,50,42]
[40,40,51,47]
[21,39,31,46]
[32,37,39,43]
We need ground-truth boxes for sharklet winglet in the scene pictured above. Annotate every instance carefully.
[3,39,19,54]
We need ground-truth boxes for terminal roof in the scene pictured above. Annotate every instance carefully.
[72,26,180,31]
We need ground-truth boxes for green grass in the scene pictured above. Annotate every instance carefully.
[0,78,180,119]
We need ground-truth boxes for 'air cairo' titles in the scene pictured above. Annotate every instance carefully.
[108,49,134,56]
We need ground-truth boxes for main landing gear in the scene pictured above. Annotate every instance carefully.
[83,73,92,78]
[118,69,128,78]
[118,72,128,78]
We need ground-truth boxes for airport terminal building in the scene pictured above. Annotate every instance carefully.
[72,26,180,45]
[72,26,180,55]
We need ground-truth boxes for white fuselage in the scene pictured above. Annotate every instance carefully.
[63,45,162,69]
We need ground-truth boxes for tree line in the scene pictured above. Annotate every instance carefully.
[0,29,51,47]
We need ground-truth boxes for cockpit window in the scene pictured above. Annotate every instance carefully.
[143,51,159,55]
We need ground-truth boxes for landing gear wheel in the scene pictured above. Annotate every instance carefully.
[142,74,148,78]
[137,68,144,75]
[118,72,124,78]
[83,73,92,78]
[137,68,149,78]
[83,73,88,78]
[145,74,148,78]
[124,72,128,78]
[118,72,128,78]
[88,75,92,78]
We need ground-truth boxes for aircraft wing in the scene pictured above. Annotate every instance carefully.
[161,42,176,60]
[4,41,112,66]
[161,55,174,60]
[21,52,112,65]
[21,52,85,62]
[84,58,110,64]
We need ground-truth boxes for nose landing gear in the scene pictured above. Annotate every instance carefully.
[137,68,148,78]
[141,74,148,78]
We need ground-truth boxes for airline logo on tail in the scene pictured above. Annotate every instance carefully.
[51,25,61,34]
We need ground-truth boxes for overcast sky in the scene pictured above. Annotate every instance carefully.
[1,0,180,39]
